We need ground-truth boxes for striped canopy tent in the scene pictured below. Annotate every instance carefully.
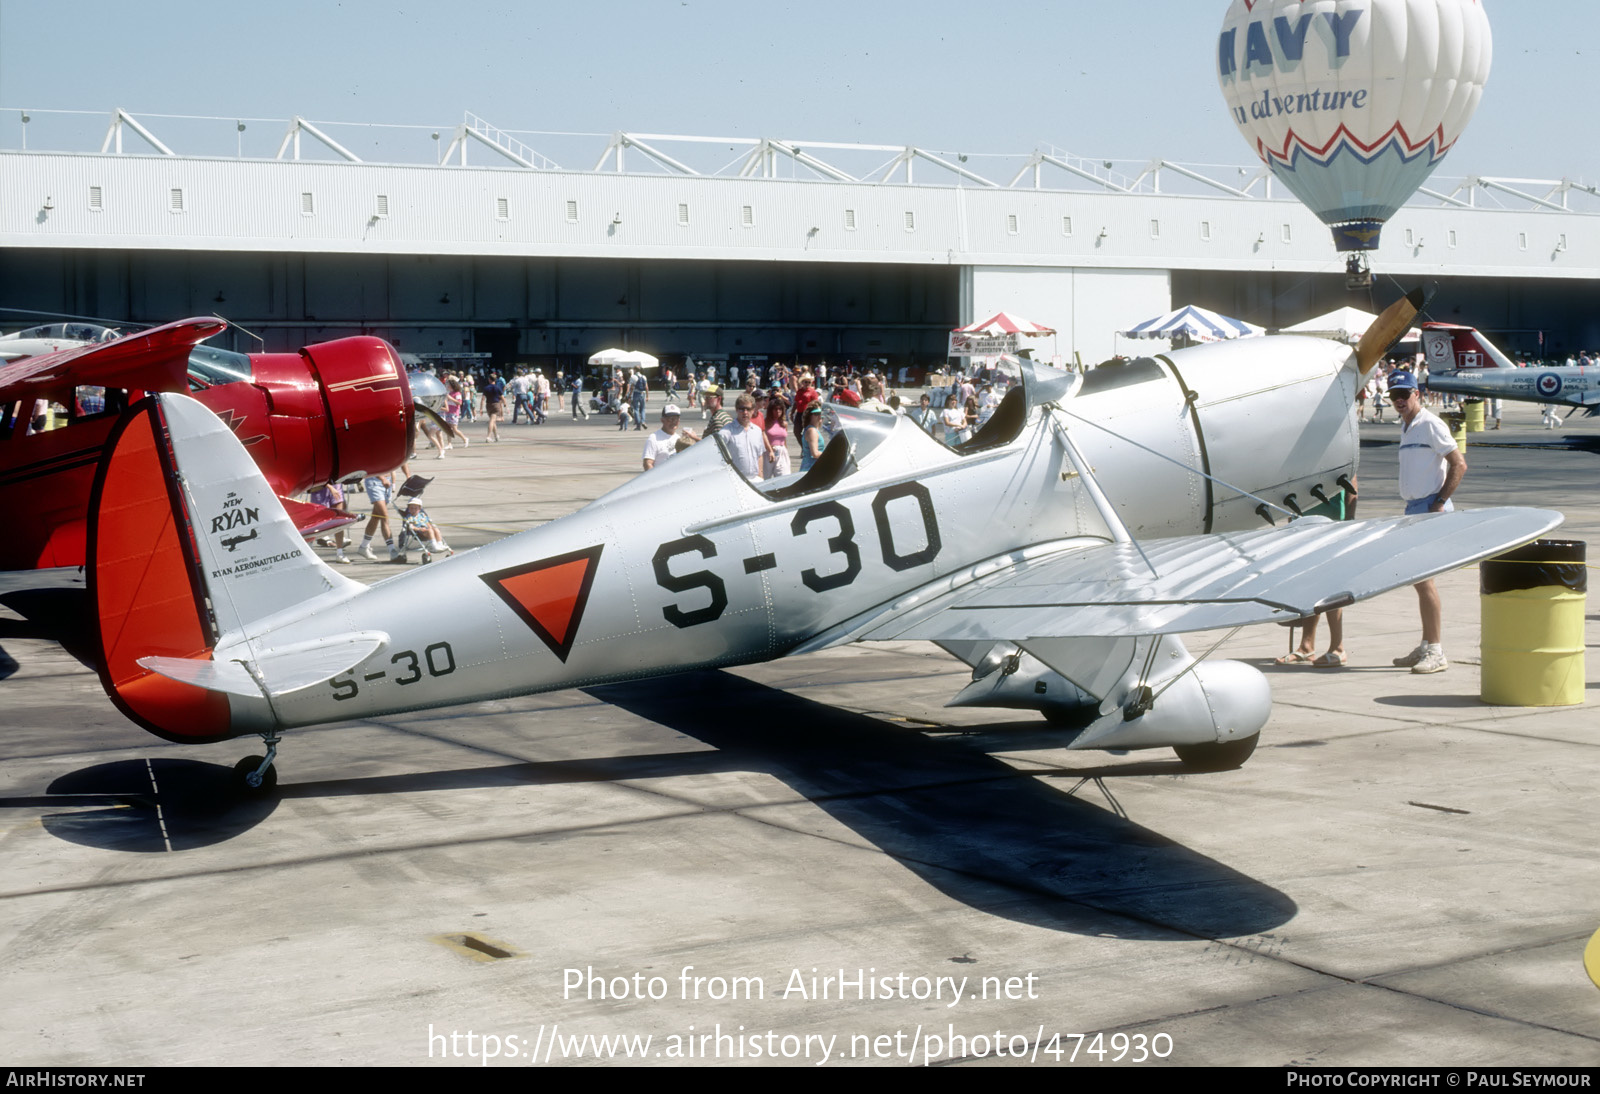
[1118,305,1263,343]
[954,311,1056,336]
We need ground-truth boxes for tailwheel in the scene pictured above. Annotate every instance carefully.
[233,755,278,794]
[1173,734,1259,772]
[234,732,281,795]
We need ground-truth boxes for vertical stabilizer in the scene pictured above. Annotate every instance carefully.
[88,394,367,741]
[89,400,233,742]
[1421,324,1518,372]
[158,392,362,638]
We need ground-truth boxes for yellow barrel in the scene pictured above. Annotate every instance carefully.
[1441,410,1467,450]
[1463,399,1486,432]
[1480,540,1587,706]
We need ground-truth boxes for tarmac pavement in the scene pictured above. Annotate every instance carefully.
[0,393,1595,1067]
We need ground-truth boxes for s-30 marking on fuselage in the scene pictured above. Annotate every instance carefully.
[86,294,1562,793]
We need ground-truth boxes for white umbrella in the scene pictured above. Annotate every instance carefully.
[588,347,660,370]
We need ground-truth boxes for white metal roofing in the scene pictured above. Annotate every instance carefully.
[3,109,1595,280]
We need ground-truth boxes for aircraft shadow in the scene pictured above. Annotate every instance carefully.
[34,759,279,852]
[25,750,752,855]
[26,672,1298,940]
[1374,694,1488,708]
[587,670,1298,941]
[0,588,98,668]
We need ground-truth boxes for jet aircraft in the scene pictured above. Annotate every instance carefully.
[0,317,414,571]
[85,295,1560,793]
[1421,324,1600,412]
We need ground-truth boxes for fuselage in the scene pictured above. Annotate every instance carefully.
[213,337,1359,739]
[1427,365,1599,409]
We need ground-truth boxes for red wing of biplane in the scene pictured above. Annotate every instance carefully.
[0,318,225,406]
[0,318,413,571]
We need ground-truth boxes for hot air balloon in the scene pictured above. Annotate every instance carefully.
[1217,0,1492,284]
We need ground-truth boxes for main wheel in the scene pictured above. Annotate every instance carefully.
[233,755,278,795]
[1173,734,1259,772]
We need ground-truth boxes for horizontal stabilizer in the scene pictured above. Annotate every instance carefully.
[139,631,389,699]
[280,496,359,538]
[859,508,1563,642]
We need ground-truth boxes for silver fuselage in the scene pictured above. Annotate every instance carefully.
[220,337,1358,736]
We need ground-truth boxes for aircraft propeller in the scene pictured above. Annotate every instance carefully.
[1355,287,1428,379]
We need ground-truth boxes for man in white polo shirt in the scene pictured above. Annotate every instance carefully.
[642,404,688,471]
[1389,370,1467,674]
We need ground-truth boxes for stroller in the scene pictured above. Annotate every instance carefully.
[393,475,454,564]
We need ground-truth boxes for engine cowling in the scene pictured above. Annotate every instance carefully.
[241,336,413,492]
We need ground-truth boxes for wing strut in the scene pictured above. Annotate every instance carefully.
[1048,416,1158,577]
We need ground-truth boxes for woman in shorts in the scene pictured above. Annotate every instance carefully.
[442,377,470,448]
[357,473,397,561]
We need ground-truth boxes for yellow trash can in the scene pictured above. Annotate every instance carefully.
[1440,410,1467,450]
[1463,399,1486,432]
[1480,539,1587,706]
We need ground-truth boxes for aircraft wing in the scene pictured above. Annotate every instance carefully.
[802,508,1562,647]
[0,317,225,404]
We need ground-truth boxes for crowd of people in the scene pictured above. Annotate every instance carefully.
[627,362,1014,480]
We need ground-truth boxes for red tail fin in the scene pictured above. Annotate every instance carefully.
[88,400,234,742]
[1421,323,1517,372]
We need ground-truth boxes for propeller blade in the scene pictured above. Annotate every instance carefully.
[1356,287,1427,379]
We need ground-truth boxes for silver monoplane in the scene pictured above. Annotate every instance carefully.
[87,294,1560,792]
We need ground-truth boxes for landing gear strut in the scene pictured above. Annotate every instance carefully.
[234,732,281,795]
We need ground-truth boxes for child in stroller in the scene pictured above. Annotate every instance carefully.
[393,475,454,564]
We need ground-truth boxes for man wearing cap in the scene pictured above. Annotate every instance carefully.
[792,372,820,428]
[702,386,733,432]
[643,404,689,471]
[1389,370,1467,674]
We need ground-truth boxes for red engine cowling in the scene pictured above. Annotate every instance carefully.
[237,336,413,493]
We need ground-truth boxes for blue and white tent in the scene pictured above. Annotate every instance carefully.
[1118,305,1263,343]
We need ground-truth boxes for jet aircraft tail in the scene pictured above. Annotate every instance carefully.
[88,393,372,740]
[1420,323,1519,373]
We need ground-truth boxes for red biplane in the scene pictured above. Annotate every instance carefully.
[0,318,414,571]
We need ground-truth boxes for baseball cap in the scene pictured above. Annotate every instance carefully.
[1388,371,1419,393]
[662,404,681,416]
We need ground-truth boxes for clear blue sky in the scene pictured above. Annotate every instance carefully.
[0,0,1594,182]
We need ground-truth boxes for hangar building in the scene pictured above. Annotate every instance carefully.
[2,110,1596,369]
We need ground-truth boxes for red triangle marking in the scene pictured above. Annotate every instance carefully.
[498,559,591,648]
[482,545,604,662]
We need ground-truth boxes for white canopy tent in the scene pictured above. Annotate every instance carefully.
[1281,306,1420,344]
